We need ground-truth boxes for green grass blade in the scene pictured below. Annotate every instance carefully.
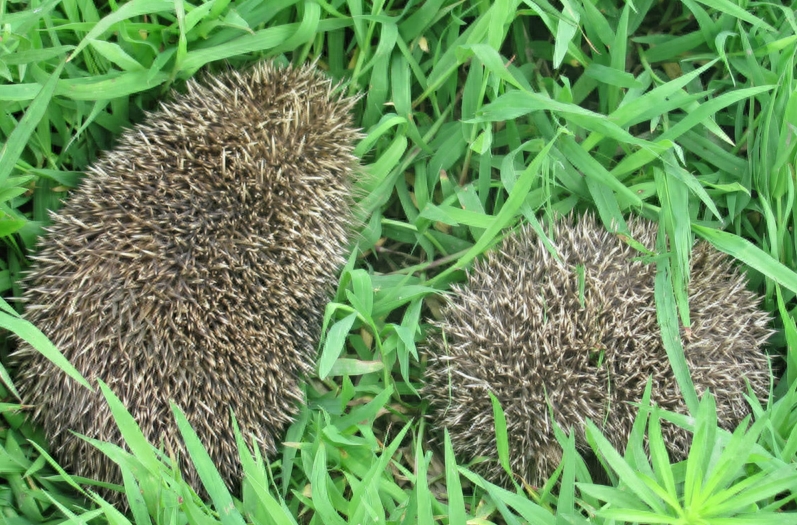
[654,226,699,414]
[67,0,174,61]
[693,224,797,295]
[0,308,91,391]
[310,443,347,525]
[459,468,556,525]
[648,407,678,511]
[97,381,161,475]
[489,391,512,477]
[443,429,467,524]
[171,403,246,525]
[429,132,561,285]
[414,436,433,525]
[585,419,667,514]
[318,312,357,379]
[0,60,64,185]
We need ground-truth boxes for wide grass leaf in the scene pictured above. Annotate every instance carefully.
[310,443,347,525]
[693,224,797,295]
[318,312,357,379]
[414,437,433,525]
[233,416,297,525]
[430,132,561,285]
[171,402,246,525]
[585,419,667,514]
[443,429,467,524]
[0,61,64,185]
[489,392,512,477]
[97,381,162,478]
[120,464,151,525]
[654,228,699,414]
[67,0,174,61]
[349,420,411,523]
[459,468,556,525]
[0,302,91,393]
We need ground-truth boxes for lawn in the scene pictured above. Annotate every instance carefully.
[1,0,797,523]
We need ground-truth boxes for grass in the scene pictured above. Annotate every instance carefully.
[1,0,797,522]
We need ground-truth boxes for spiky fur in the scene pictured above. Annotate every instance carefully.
[423,214,772,487]
[13,61,359,500]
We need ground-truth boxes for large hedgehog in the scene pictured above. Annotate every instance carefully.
[13,61,359,500]
[423,215,772,487]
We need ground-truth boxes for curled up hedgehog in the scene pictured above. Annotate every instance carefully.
[423,214,772,487]
[13,61,359,501]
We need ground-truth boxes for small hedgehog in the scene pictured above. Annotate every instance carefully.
[423,214,772,487]
[13,61,359,500]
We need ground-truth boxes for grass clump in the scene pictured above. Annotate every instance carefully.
[1,0,797,523]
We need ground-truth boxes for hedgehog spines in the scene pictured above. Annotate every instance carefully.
[423,214,772,487]
[13,60,359,503]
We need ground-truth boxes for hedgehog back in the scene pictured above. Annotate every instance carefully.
[424,215,772,487]
[14,62,359,497]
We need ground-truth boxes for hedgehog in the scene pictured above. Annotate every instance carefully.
[12,61,359,502]
[423,214,772,488]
